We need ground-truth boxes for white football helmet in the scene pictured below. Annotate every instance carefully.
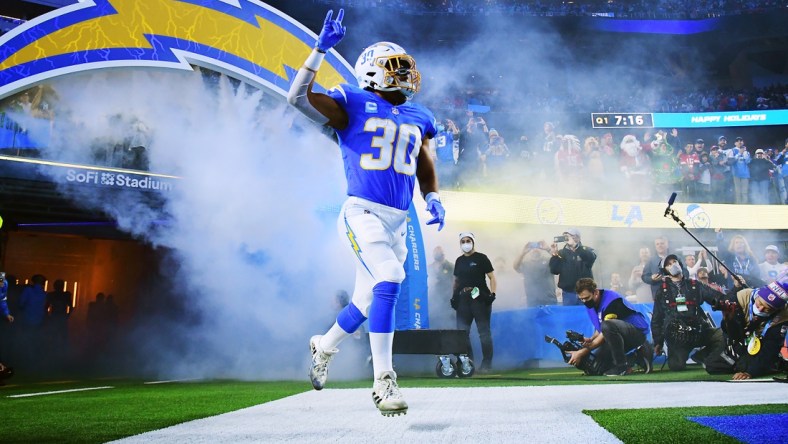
[354,42,421,99]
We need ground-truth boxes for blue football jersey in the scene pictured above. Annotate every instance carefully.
[327,84,437,211]
[434,130,454,163]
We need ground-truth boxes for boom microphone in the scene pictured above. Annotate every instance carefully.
[663,192,677,217]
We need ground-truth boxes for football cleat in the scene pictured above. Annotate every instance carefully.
[371,370,408,416]
[309,335,337,391]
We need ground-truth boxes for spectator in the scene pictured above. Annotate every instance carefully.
[696,151,712,203]
[759,245,787,281]
[678,142,699,200]
[628,247,653,302]
[432,119,459,189]
[715,229,762,285]
[458,111,488,187]
[619,134,651,200]
[712,138,734,203]
[513,240,557,306]
[650,132,681,198]
[651,254,727,371]
[774,139,788,204]
[641,235,687,298]
[554,135,583,187]
[18,274,47,369]
[46,279,73,365]
[729,136,751,204]
[0,272,14,384]
[482,128,510,178]
[549,228,596,306]
[428,246,455,329]
[748,148,774,205]
[452,232,496,373]
[697,267,725,293]
[567,278,651,376]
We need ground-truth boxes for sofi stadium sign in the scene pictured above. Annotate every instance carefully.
[65,168,174,191]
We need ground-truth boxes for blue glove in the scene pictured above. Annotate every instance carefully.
[425,194,445,231]
[315,9,346,52]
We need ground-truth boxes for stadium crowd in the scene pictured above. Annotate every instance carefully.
[315,0,787,19]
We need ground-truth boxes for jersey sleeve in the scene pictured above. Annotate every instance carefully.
[422,107,437,139]
[326,84,352,108]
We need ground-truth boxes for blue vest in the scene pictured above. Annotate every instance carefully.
[586,289,649,336]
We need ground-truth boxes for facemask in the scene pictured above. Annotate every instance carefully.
[461,242,473,253]
[583,299,596,308]
[667,262,682,276]
[434,254,445,262]
[752,303,769,318]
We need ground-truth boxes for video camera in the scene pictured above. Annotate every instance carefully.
[544,330,585,363]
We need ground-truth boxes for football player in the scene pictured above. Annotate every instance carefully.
[287,9,444,416]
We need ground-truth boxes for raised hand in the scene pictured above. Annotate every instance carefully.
[315,9,346,52]
[425,196,445,231]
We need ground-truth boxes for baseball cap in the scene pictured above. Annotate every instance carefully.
[765,245,780,253]
[735,136,744,141]
[459,232,475,243]
[755,148,765,154]
[565,228,581,238]
[718,135,727,141]
[695,138,704,144]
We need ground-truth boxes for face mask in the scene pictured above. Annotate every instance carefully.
[434,254,444,262]
[461,242,473,253]
[667,262,682,276]
[583,299,596,308]
[752,303,770,318]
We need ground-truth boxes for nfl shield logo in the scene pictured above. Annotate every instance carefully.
[392,108,400,115]
[365,102,378,113]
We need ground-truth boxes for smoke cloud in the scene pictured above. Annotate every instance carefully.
[10,5,784,376]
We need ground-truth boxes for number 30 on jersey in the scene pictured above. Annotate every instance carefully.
[361,117,421,175]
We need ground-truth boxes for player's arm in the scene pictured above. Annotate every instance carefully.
[287,66,348,129]
[286,9,348,129]
[417,137,445,231]
[416,138,439,197]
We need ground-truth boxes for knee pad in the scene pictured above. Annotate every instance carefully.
[337,302,367,334]
[368,281,401,333]
[374,259,405,284]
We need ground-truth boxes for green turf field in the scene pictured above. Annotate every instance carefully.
[0,366,780,443]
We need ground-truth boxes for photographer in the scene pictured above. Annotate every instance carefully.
[652,254,727,371]
[452,232,497,373]
[549,228,596,306]
[513,240,556,306]
[718,272,788,380]
[567,278,651,376]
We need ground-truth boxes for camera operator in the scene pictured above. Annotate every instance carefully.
[652,254,727,371]
[718,272,788,380]
[549,228,596,306]
[567,278,651,376]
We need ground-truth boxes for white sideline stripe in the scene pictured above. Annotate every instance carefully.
[8,386,113,398]
[112,382,788,443]
[144,378,202,385]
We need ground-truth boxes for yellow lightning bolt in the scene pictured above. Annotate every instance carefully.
[0,0,345,90]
